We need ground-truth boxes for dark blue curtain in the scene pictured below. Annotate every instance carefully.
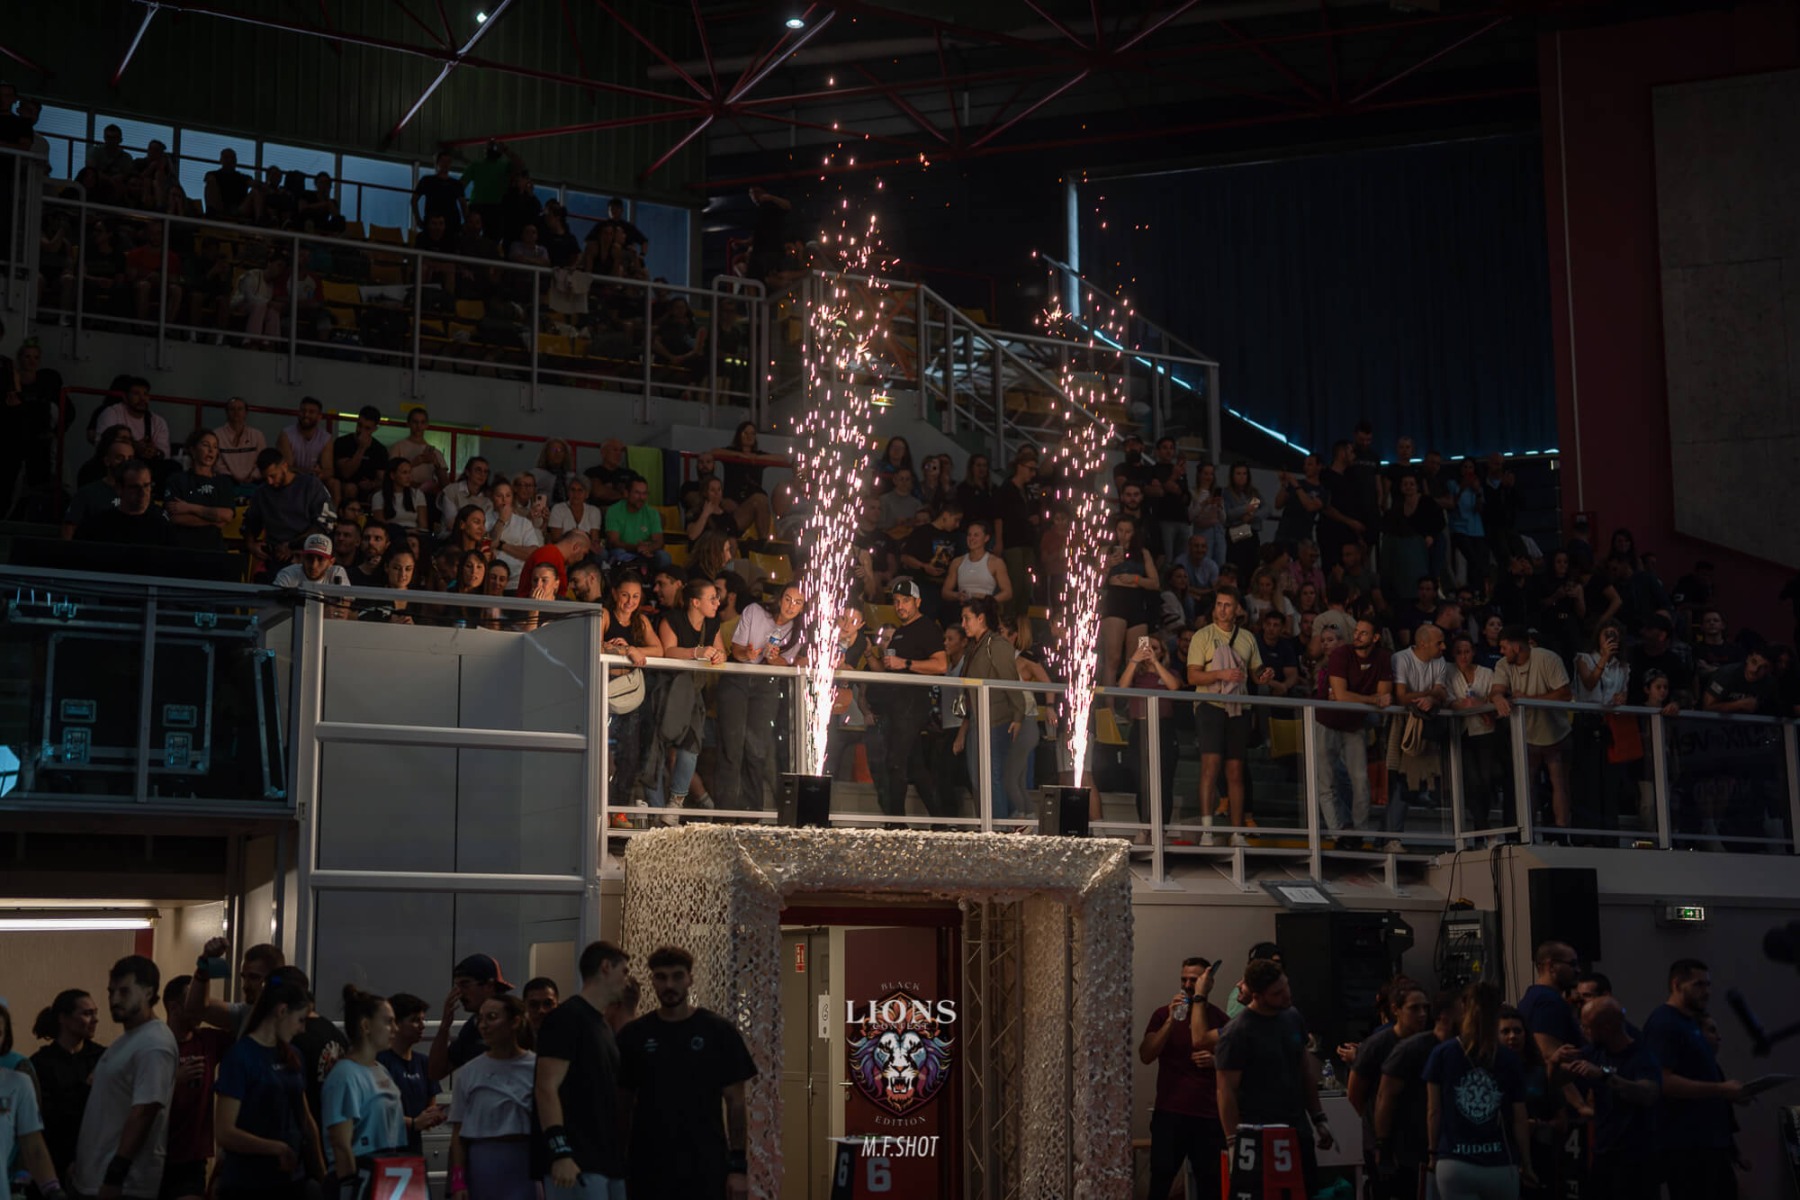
[1078,133,1557,458]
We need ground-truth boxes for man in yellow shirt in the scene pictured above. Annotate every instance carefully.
[1185,586,1274,845]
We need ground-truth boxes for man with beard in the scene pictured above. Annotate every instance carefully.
[617,946,758,1200]
[71,956,178,1200]
[1643,959,1746,1199]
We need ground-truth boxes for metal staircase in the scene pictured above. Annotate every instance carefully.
[762,267,1220,463]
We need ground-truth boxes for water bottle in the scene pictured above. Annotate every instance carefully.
[1173,994,1190,1023]
[1318,1058,1340,1093]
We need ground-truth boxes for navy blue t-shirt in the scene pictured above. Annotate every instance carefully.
[214,1038,308,1189]
[1578,1039,1661,1156]
[1642,1004,1732,1151]
[376,1048,436,1151]
[1422,1040,1525,1167]
[1516,984,1581,1048]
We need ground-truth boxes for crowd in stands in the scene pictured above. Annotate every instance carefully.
[11,95,750,393]
[34,378,1800,844]
[1142,937,1748,1200]
[0,938,752,1199]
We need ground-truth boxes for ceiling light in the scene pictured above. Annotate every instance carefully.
[476,10,489,22]
[0,908,157,932]
[785,16,806,29]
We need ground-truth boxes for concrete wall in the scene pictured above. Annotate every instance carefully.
[1652,69,1800,570]
[1537,2,1800,635]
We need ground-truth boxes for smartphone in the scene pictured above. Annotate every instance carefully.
[1137,636,1151,653]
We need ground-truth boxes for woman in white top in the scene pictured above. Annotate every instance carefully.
[941,520,1013,610]
[1245,567,1300,637]
[372,458,432,531]
[1187,461,1226,567]
[511,473,550,538]
[446,996,536,1200]
[1573,620,1629,707]
[485,479,542,578]
[322,986,407,1195]
[388,407,450,496]
[547,475,603,542]
[1447,632,1503,838]
[438,457,493,528]
[713,583,806,813]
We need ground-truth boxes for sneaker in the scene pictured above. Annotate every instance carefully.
[609,813,632,828]
[1381,839,1406,854]
[1230,832,1248,848]
[659,794,686,827]
[1200,832,1218,847]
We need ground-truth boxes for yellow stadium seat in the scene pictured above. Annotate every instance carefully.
[1095,708,1129,747]
[369,224,404,245]
[665,543,688,567]
[866,603,899,632]
[751,552,792,584]
[656,506,681,534]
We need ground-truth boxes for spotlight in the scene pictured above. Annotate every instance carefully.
[476,10,488,22]
[785,16,806,29]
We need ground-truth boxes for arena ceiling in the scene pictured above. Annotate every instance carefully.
[75,0,1687,187]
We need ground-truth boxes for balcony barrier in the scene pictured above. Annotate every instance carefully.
[22,177,767,423]
[5,567,1793,885]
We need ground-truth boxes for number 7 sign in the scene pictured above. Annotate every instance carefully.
[367,1155,429,1200]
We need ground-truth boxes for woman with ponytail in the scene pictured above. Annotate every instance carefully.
[1424,982,1538,1199]
[447,994,537,1200]
[213,977,322,1200]
[30,990,103,1180]
[322,985,407,1198]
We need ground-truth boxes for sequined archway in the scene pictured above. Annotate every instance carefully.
[620,827,1134,1200]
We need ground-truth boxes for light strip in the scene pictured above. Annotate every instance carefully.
[0,914,155,932]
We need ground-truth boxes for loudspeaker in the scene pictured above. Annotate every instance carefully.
[1275,911,1406,1052]
[777,774,832,828]
[1038,786,1090,837]
[1528,867,1602,963]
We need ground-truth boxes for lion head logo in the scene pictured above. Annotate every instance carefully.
[846,989,954,1117]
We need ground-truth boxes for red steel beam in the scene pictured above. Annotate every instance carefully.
[1216,19,1322,104]
[705,84,1538,186]
[852,64,949,144]
[725,11,837,105]
[442,108,706,147]
[936,30,963,142]
[111,7,158,87]
[126,0,682,105]
[640,114,713,181]
[972,69,1090,149]
[558,0,593,86]
[690,0,721,96]
[1020,0,1089,52]
[593,0,712,101]
[1349,16,1510,107]
[0,42,52,78]
[815,0,1083,59]
[391,0,453,49]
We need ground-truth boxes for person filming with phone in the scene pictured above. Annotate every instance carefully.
[1140,957,1228,1200]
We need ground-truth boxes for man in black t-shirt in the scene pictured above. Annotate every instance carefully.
[869,578,949,822]
[1629,616,1694,709]
[75,460,175,546]
[536,940,632,1195]
[331,404,388,508]
[619,945,758,1200]
[412,152,467,234]
[900,504,963,618]
[1217,960,1333,1196]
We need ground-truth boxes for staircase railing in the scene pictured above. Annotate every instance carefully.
[1041,255,1222,458]
[762,266,1221,462]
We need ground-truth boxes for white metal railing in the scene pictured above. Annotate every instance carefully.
[1041,254,1223,456]
[3,566,1793,887]
[12,154,763,425]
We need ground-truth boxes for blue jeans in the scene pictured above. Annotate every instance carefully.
[967,725,1012,819]
[568,1173,627,1200]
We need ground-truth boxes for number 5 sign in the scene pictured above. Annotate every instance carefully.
[1225,1126,1305,1200]
[366,1155,429,1200]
